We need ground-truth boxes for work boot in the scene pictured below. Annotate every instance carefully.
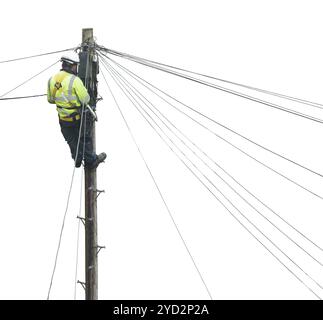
[87,152,107,169]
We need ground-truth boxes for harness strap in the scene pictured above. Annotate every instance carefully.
[51,73,68,101]
[57,105,79,110]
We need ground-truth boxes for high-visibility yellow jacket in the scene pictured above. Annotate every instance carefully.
[47,70,90,120]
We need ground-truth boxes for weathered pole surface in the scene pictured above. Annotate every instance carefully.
[79,28,99,300]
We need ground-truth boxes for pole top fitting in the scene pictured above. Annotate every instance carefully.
[82,28,94,44]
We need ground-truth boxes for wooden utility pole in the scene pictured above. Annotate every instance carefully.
[79,28,99,300]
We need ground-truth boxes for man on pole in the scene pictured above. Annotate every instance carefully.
[47,55,106,168]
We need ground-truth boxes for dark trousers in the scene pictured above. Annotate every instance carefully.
[59,113,96,167]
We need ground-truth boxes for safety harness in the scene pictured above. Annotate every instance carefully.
[51,72,80,122]
[52,72,68,100]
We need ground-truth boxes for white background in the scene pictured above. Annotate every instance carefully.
[0,0,323,300]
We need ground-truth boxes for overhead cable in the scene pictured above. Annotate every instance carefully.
[47,108,85,300]
[74,63,91,300]
[99,46,323,110]
[98,54,323,201]
[99,49,323,125]
[74,116,87,300]
[102,57,323,265]
[74,212,82,300]
[0,60,60,99]
[102,54,323,179]
[0,47,76,64]
[105,55,323,254]
[104,59,323,272]
[0,94,46,101]
[100,68,213,300]
[101,61,321,300]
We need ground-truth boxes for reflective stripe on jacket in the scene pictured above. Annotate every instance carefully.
[47,71,90,119]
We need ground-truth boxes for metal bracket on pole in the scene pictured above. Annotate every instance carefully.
[77,280,86,291]
[94,189,105,200]
[95,245,106,256]
[88,186,105,199]
[77,216,86,227]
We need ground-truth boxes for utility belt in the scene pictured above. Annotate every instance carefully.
[59,114,81,122]
[57,105,81,122]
